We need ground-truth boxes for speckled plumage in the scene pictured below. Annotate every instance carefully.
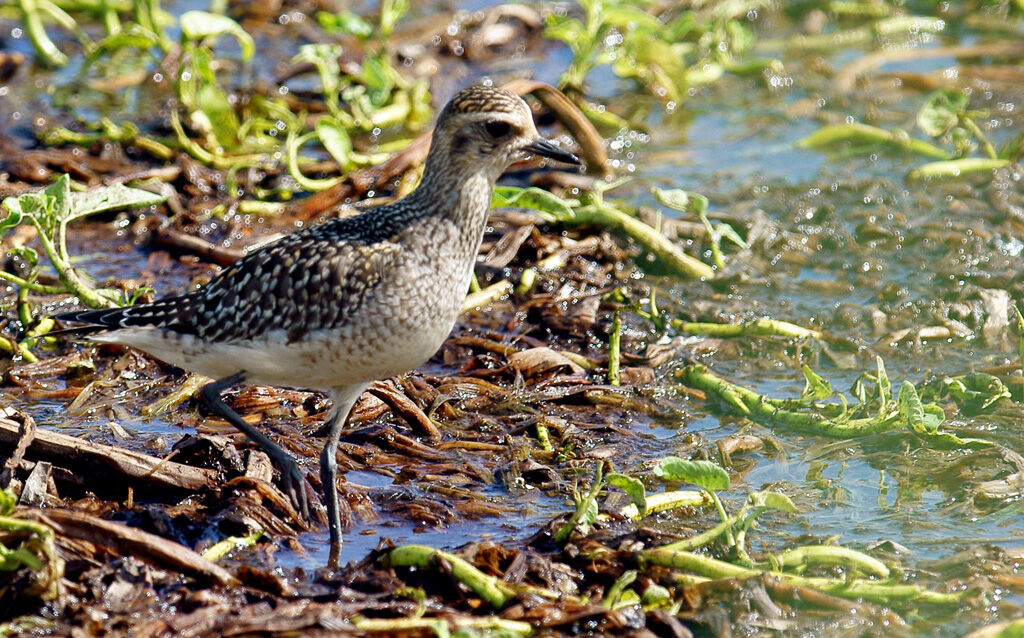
[58,84,580,561]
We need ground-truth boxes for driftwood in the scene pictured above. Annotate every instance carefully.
[0,408,216,492]
[19,507,238,586]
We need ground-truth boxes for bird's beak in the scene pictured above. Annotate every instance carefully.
[524,138,582,166]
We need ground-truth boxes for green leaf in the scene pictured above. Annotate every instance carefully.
[602,5,662,32]
[641,583,672,607]
[920,431,995,450]
[68,184,167,222]
[317,10,374,38]
[196,83,240,148]
[45,173,72,226]
[653,457,730,492]
[607,473,647,519]
[82,24,161,72]
[875,356,890,416]
[917,89,968,137]
[378,0,409,37]
[941,372,1011,414]
[653,187,708,216]
[10,246,38,269]
[0,205,23,238]
[316,119,353,170]
[555,463,604,544]
[491,186,576,222]
[897,381,934,434]
[748,489,798,513]
[361,55,394,105]
[0,488,16,515]
[716,222,747,249]
[179,11,255,61]
[725,20,755,56]
[294,44,343,100]
[544,14,585,47]
[800,365,832,402]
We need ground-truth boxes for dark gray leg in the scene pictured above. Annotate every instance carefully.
[200,372,310,521]
[319,384,368,567]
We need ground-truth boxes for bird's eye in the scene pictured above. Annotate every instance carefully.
[484,121,511,138]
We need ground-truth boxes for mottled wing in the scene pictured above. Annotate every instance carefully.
[59,216,402,343]
[191,234,399,343]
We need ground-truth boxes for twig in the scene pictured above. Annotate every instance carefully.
[21,507,238,585]
[0,409,216,491]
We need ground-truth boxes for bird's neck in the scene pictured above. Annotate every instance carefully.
[407,160,495,236]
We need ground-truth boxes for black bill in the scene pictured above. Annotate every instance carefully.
[524,138,582,166]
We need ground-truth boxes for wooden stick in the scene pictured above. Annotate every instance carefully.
[20,507,238,586]
[0,410,216,492]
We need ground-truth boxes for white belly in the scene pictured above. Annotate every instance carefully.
[95,309,456,391]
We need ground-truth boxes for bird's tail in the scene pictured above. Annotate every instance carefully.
[55,293,199,333]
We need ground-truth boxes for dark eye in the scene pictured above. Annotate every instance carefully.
[484,121,511,138]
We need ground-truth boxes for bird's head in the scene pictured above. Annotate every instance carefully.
[428,84,581,181]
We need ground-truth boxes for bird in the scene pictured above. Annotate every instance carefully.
[57,84,582,564]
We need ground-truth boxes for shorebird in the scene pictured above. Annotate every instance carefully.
[58,84,581,562]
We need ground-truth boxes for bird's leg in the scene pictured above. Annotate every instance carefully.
[319,384,368,568]
[199,372,311,521]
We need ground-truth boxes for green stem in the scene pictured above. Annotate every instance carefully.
[671,318,822,339]
[619,490,711,521]
[555,462,604,544]
[17,283,33,328]
[757,545,890,579]
[1014,305,1024,402]
[677,364,904,437]
[698,209,724,270]
[960,116,998,160]
[659,510,740,551]
[27,214,117,309]
[642,548,964,606]
[797,123,952,160]
[286,130,343,191]
[708,490,735,546]
[386,545,514,608]
[559,202,715,280]
[99,0,119,34]
[608,310,621,385]
[16,0,68,66]
[906,157,1010,181]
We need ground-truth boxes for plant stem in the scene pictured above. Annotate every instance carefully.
[960,116,999,160]
[642,548,964,605]
[386,545,514,608]
[560,201,715,280]
[17,0,69,67]
[608,310,621,385]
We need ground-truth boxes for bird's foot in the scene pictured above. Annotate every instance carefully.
[268,450,313,523]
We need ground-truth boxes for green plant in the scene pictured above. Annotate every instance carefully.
[545,0,781,102]
[678,357,1002,448]
[0,175,166,359]
[798,88,1023,181]
[493,180,715,280]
